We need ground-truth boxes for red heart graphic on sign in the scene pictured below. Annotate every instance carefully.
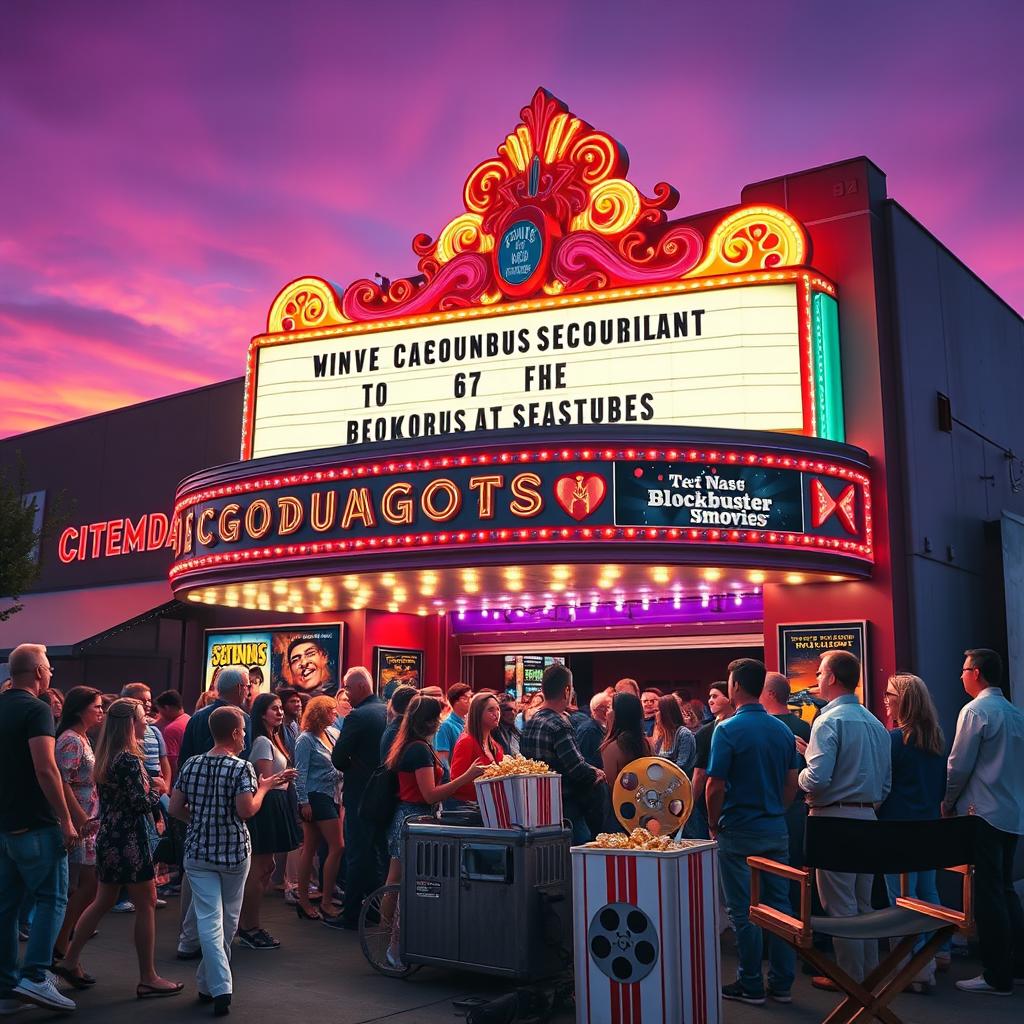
[554,473,607,521]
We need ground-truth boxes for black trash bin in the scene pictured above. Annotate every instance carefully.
[400,815,572,981]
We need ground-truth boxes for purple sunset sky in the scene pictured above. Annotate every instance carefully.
[1,0,1020,437]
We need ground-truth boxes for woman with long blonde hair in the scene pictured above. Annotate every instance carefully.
[879,673,949,989]
[55,698,182,998]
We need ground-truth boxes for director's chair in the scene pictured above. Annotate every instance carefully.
[747,814,977,1024]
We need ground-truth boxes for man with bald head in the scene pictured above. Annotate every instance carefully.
[760,673,811,745]
[760,672,811,913]
[330,667,387,929]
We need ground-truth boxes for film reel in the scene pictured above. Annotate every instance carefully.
[613,756,693,835]
[587,902,660,983]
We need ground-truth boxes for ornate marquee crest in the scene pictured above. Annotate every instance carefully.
[267,88,809,334]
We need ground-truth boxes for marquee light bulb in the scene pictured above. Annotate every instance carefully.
[458,609,465,620]
[701,594,710,608]
[734,594,743,606]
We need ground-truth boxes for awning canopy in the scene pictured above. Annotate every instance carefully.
[0,580,181,659]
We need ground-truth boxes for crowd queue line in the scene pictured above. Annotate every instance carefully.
[1,641,1023,1015]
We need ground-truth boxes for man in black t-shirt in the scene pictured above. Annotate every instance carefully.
[689,682,733,838]
[0,643,78,1013]
[761,672,811,902]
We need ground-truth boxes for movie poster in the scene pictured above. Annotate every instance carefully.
[203,624,343,696]
[777,621,867,714]
[502,655,565,699]
[373,647,424,696]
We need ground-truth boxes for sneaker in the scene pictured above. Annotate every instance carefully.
[385,947,404,970]
[722,981,765,1005]
[12,977,75,1012]
[154,899,167,909]
[111,900,135,914]
[282,889,299,906]
[955,975,1012,996]
[175,948,202,961]
[236,929,279,950]
[766,986,792,1004]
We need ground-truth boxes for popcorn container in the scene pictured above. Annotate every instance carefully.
[475,773,563,830]
[572,841,721,1024]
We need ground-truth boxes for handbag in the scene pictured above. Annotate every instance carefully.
[152,817,185,866]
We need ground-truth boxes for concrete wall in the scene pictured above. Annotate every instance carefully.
[886,203,1024,733]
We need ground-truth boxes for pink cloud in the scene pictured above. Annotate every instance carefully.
[1,0,1021,438]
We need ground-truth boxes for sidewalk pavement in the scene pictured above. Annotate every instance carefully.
[25,893,1022,1023]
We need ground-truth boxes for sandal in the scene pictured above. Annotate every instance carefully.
[137,982,184,999]
[53,964,96,989]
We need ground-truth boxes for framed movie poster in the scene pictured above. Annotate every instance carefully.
[777,620,868,716]
[374,646,424,696]
[203,623,343,697]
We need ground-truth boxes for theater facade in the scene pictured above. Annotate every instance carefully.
[3,89,1021,731]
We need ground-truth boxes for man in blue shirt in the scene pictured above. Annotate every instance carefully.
[707,658,800,1006]
[434,683,471,766]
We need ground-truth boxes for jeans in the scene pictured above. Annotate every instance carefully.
[883,870,951,959]
[0,827,69,993]
[563,799,592,846]
[717,827,796,995]
[973,818,1024,991]
[184,856,250,998]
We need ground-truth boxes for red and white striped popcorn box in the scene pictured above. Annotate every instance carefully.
[475,772,563,830]
[572,842,721,1024]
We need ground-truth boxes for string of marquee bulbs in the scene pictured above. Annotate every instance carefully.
[454,588,762,623]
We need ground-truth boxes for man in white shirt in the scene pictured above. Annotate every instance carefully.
[942,648,1024,995]
[797,649,891,987]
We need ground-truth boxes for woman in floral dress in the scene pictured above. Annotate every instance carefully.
[52,687,104,960]
[54,698,182,999]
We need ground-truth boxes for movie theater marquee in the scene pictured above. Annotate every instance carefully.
[249,281,806,459]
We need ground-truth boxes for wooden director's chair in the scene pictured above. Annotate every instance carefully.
[747,815,977,1024]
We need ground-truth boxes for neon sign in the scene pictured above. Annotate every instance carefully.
[169,438,873,587]
[58,513,176,564]
[243,90,845,460]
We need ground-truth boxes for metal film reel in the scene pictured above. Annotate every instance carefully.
[587,902,660,983]
[613,756,693,835]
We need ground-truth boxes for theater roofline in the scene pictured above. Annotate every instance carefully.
[0,376,244,445]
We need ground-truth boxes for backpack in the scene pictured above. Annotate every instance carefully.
[359,762,398,826]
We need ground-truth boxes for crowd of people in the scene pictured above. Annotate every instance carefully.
[1,640,1023,1016]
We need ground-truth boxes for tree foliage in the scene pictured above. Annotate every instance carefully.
[0,463,44,622]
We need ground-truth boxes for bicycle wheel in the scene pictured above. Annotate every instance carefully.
[358,883,421,978]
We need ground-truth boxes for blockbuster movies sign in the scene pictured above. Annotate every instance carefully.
[250,283,804,459]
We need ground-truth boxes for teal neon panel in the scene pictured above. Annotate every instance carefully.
[811,292,845,442]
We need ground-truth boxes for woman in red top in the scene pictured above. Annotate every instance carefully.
[450,692,504,803]
[381,696,484,968]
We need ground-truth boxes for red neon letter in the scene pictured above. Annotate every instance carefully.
[58,527,78,563]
